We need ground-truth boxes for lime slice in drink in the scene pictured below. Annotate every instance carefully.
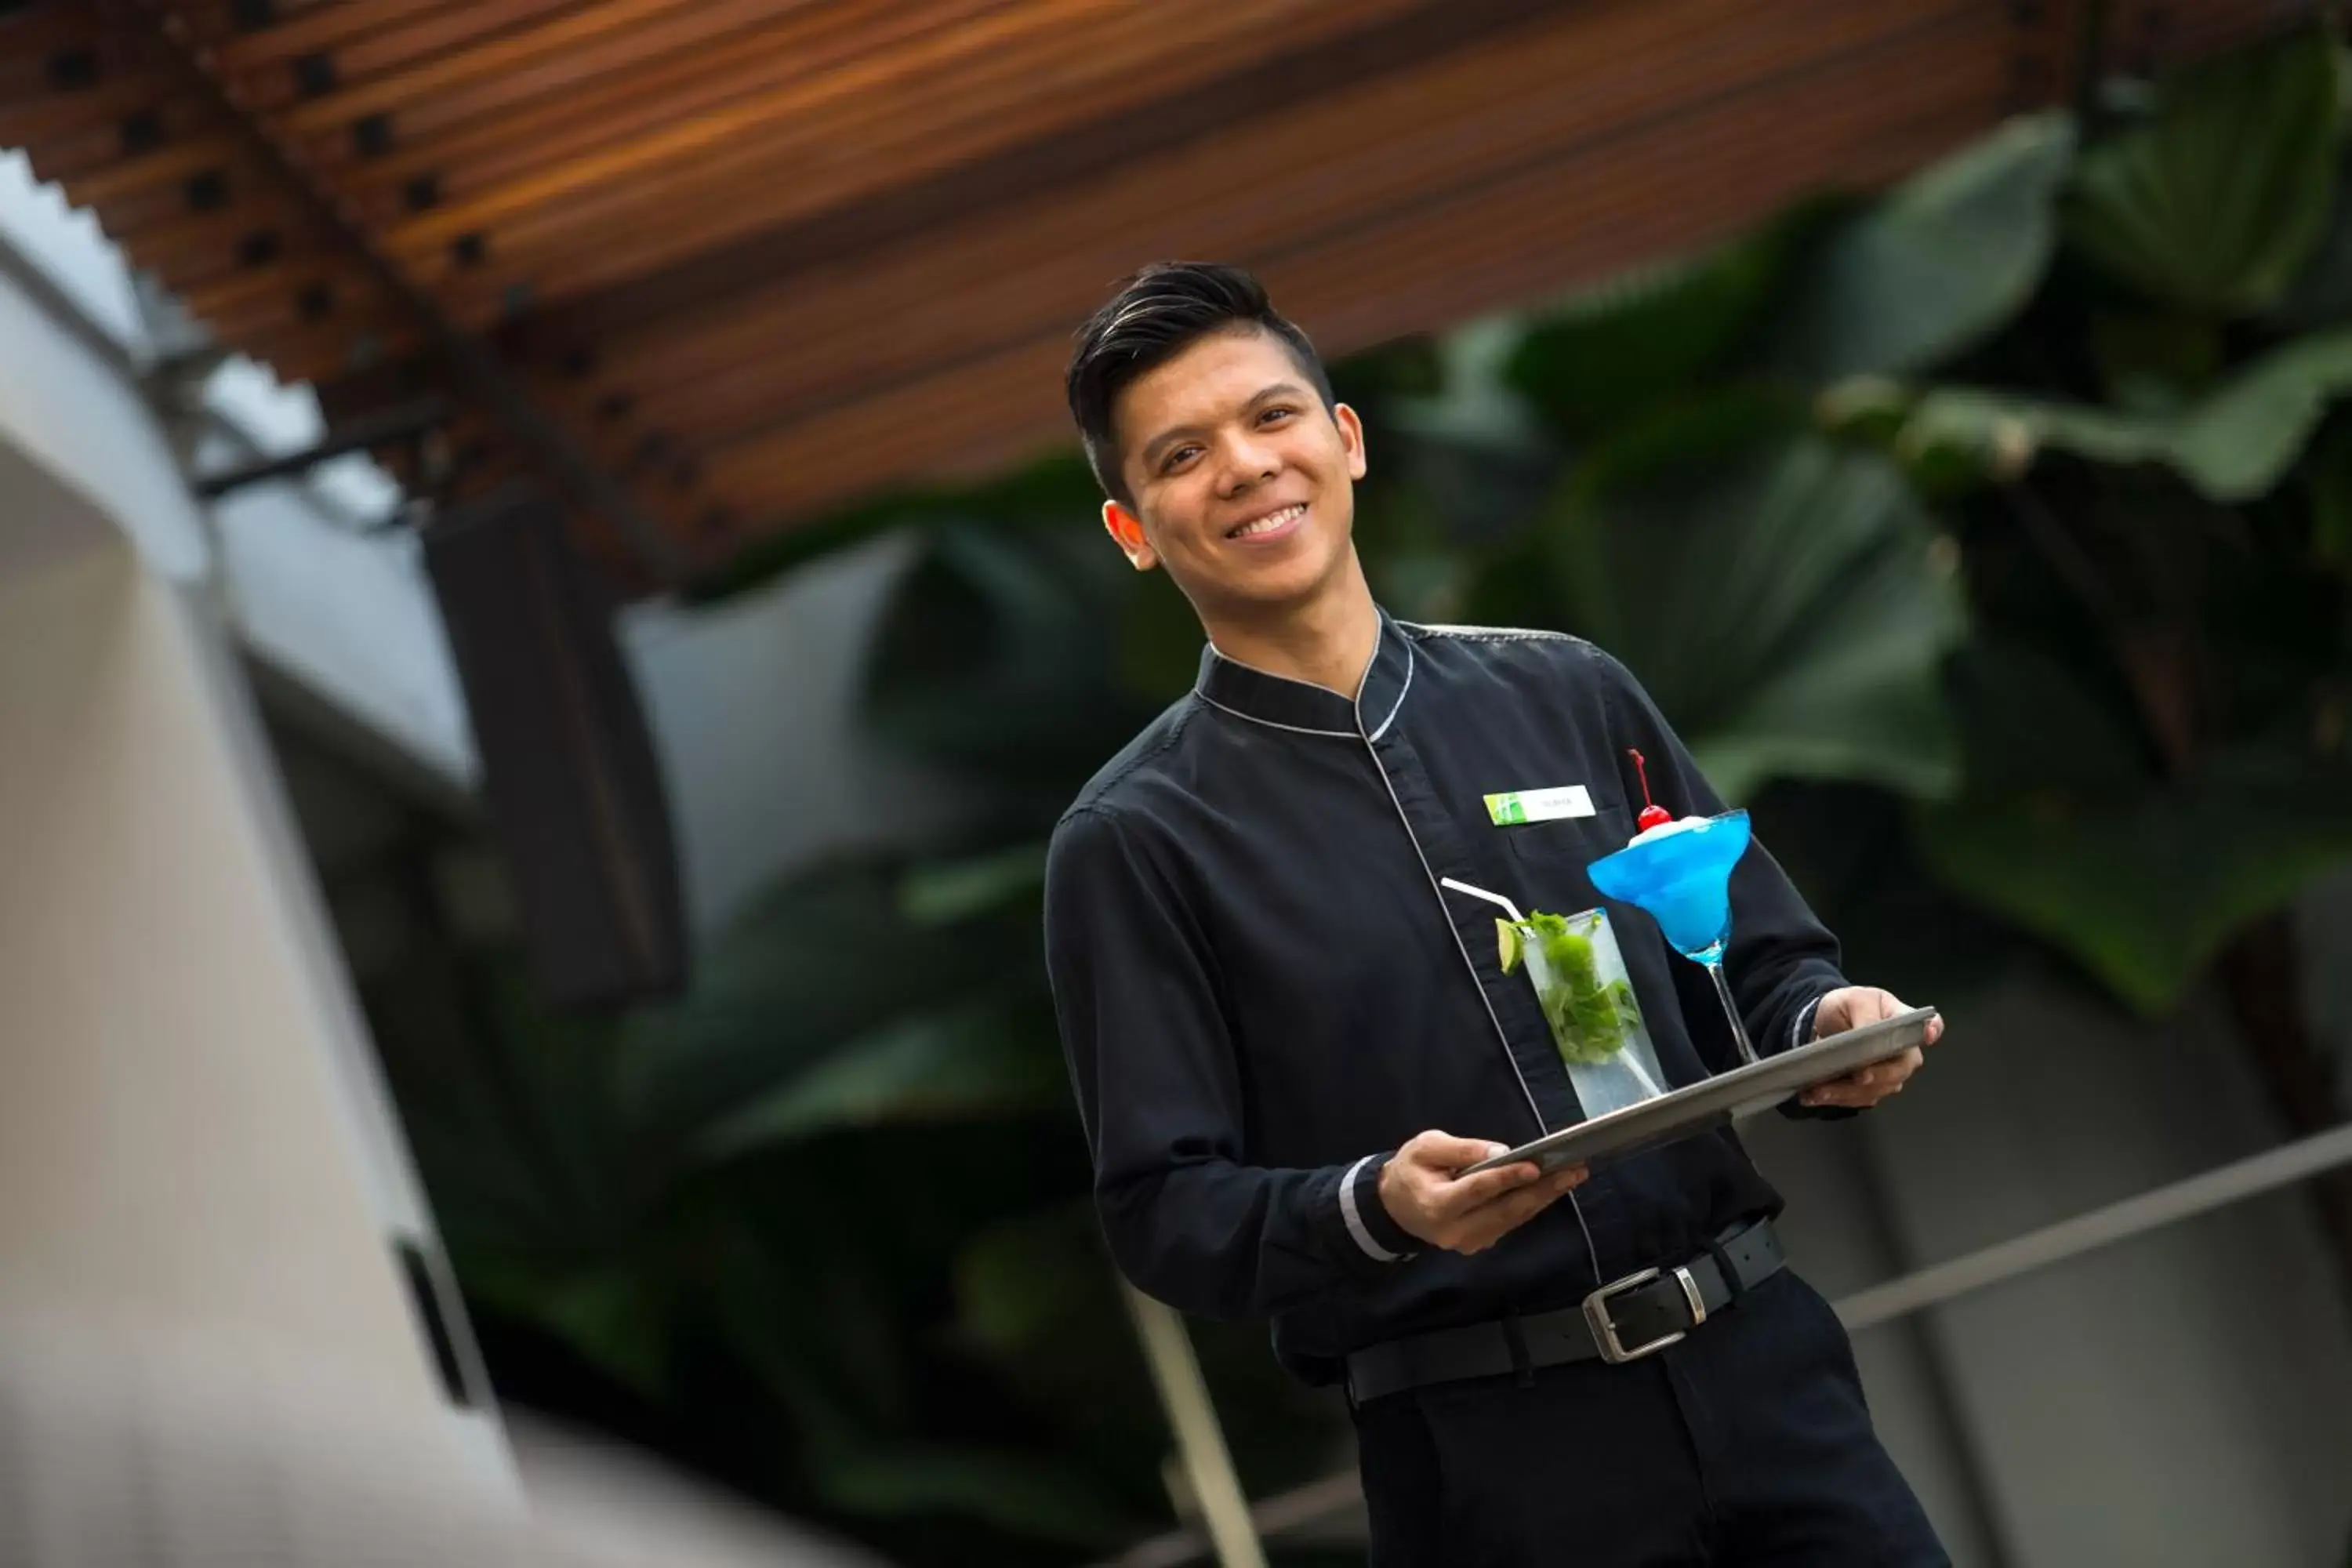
[1496,917,1523,975]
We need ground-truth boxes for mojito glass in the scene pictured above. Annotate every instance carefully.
[1501,907,1668,1118]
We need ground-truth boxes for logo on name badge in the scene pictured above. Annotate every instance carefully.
[1484,785,1595,826]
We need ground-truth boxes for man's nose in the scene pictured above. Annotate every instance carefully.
[1215,433,1279,496]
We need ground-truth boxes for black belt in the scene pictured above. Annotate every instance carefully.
[1345,1216,1785,1405]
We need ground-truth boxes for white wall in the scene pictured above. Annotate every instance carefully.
[1750,966,2352,1567]
[0,532,419,1370]
[0,259,507,1485]
[622,532,960,938]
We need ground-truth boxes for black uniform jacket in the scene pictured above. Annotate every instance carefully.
[1044,615,1846,1383]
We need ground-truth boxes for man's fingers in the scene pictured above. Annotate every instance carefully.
[1431,1164,1587,1251]
[1803,1071,1911,1108]
[1452,1166,1586,1248]
[1403,1130,1512,1171]
[1800,1044,1927,1105]
[1432,1161,1543,1215]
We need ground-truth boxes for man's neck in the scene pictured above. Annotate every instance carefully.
[1203,556,1382,698]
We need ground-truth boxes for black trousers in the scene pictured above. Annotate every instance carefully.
[1350,1271,1949,1566]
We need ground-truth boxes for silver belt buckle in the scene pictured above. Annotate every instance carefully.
[1582,1265,1702,1364]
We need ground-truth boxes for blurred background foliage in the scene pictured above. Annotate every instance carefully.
[365,27,2352,1566]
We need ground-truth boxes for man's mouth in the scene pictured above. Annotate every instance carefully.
[1226,503,1305,540]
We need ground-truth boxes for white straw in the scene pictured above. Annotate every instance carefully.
[1439,877,1524,923]
[1621,1053,1665,1099]
[1439,877,1668,1101]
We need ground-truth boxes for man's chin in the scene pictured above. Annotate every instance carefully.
[1196,564,1330,615]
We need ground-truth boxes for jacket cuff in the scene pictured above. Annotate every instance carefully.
[1777,985,1861,1121]
[1339,1152,1420,1262]
[1789,993,1826,1054]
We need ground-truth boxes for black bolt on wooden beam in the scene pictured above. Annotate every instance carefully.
[48,48,99,89]
[351,113,393,158]
[121,110,164,154]
[294,51,335,98]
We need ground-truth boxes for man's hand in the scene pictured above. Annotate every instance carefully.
[1798,985,1946,1110]
[1377,1131,1589,1255]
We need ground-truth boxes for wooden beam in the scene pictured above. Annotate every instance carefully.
[492,0,1559,347]
[110,0,691,583]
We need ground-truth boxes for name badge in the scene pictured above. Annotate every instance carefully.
[1484,785,1595,826]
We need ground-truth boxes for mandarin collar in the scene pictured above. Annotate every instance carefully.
[1194,612,1414,740]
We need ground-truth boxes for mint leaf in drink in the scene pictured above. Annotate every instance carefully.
[1511,909,1645,1065]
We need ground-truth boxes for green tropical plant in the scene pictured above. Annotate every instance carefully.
[367,23,2352,1566]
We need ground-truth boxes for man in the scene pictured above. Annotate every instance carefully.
[1043,261,1948,1565]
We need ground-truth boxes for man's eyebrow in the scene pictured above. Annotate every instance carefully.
[1138,382,1314,468]
[1138,419,1205,470]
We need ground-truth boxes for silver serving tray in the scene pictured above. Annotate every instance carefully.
[1461,1006,1938,1175]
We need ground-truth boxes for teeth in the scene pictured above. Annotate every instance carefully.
[1230,504,1303,539]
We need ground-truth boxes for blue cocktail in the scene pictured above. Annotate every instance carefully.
[1588,810,1759,1065]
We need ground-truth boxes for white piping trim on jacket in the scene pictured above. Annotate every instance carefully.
[1195,691,1357,739]
[1356,670,1606,1283]
[1339,1154,1403,1262]
[1363,637,1414,742]
[1403,622,1577,644]
[1356,715,1546,1139]
[1792,993,1825,1054]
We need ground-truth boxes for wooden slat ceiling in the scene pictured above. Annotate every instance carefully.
[0,0,2316,590]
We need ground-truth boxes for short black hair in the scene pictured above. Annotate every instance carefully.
[1065,261,1334,504]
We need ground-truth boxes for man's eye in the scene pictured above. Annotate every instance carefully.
[1161,445,1200,473]
[1259,406,1294,424]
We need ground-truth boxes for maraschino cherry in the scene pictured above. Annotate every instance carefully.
[1628,749,1672,833]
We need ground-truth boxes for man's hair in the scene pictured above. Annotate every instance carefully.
[1065,261,1334,504]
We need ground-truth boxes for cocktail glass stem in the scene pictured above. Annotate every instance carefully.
[1704,958,1759,1066]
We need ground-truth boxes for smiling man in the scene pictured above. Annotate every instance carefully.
[1043,262,1947,1566]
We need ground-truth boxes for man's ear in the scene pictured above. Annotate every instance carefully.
[1334,401,1369,481]
[1102,500,1158,572]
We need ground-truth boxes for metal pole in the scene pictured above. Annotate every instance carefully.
[1117,1282,1269,1568]
[1835,1117,2352,1332]
[1094,1116,2352,1567]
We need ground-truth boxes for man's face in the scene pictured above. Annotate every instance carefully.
[1103,327,1367,619]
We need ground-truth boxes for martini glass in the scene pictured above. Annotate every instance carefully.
[1586,810,1759,1066]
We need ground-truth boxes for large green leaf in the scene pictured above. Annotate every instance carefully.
[1768,114,2074,381]
[865,521,1156,794]
[1841,324,2352,503]
[697,1218,1141,1548]
[1369,320,1567,564]
[2309,416,2352,568]
[951,1205,1167,1462]
[684,452,1103,606]
[615,858,1040,1148]
[898,841,1049,927]
[2270,154,2352,332]
[1917,641,2352,1014]
[1922,753,2352,1016]
[807,1442,1134,1548]
[1388,317,1549,448]
[2064,29,2341,315]
[1504,201,1832,433]
[691,999,1067,1162]
[1479,402,1966,802]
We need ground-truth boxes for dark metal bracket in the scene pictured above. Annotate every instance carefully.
[191,394,452,499]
